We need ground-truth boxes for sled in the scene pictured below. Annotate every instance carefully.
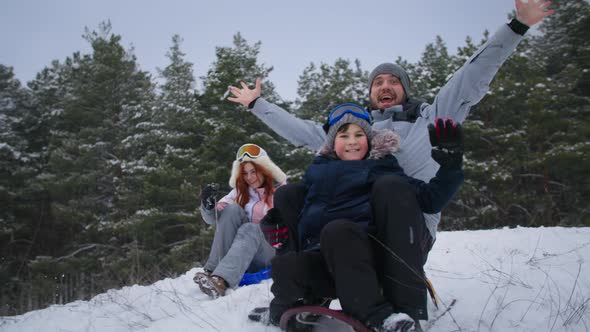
[238,267,271,286]
[279,305,372,332]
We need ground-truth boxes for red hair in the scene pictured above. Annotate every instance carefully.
[235,162,275,208]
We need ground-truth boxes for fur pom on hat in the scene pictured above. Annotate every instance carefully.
[368,63,411,97]
[229,145,286,188]
[368,129,401,159]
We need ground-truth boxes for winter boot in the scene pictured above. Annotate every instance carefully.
[366,311,415,332]
[288,311,323,332]
[193,269,211,285]
[378,312,415,332]
[248,307,271,324]
[198,275,227,299]
[248,305,314,331]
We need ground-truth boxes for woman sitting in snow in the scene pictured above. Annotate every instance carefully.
[194,143,287,298]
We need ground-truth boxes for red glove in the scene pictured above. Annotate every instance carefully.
[260,208,288,249]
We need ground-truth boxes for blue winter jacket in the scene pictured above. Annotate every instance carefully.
[298,131,463,251]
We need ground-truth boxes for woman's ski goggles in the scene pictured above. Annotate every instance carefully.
[236,143,266,162]
[323,103,372,133]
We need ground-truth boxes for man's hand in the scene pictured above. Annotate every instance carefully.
[516,0,554,27]
[227,77,262,107]
[428,118,464,169]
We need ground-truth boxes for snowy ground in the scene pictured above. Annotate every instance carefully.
[1,226,589,332]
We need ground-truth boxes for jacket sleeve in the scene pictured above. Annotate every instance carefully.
[200,205,216,225]
[249,98,327,151]
[422,23,523,124]
[408,166,464,214]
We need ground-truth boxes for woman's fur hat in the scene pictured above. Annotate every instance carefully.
[229,145,286,188]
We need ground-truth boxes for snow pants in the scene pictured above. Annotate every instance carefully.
[371,174,433,320]
[203,203,275,287]
[269,220,394,325]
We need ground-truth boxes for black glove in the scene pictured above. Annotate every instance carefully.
[260,208,289,249]
[200,184,219,210]
[428,118,464,168]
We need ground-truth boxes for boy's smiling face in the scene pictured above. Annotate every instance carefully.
[334,123,369,161]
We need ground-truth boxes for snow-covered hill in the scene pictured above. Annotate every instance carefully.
[1,227,589,332]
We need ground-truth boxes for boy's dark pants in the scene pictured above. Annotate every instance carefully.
[272,175,433,321]
[269,220,393,324]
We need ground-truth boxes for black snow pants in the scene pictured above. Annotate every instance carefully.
[268,220,394,325]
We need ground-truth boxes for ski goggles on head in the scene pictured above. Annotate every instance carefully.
[323,103,372,133]
[236,143,266,162]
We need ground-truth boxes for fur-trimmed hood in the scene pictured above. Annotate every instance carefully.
[318,128,401,160]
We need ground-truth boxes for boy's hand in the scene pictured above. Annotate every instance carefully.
[260,208,289,249]
[428,118,464,168]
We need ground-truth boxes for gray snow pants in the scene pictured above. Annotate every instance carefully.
[203,203,275,287]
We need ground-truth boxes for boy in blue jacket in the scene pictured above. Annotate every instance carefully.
[254,103,464,331]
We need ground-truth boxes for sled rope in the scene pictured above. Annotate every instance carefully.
[369,234,440,308]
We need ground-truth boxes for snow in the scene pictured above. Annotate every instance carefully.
[1,226,589,332]
[0,142,21,159]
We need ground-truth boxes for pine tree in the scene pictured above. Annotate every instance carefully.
[38,21,157,295]
[442,1,590,230]
[197,32,294,187]
[0,65,30,230]
[148,34,202,213]
[526,0,590,226]
[295,58,368,122]
[119,34,207,277]
[535,0,590,97]
[0,65,34,314]
[405,36,457,102]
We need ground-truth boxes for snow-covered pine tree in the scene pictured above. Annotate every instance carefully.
[119,34,209,276]
[0,65,41,315]
[441,1,589,230]
[0,65,31,237]
[196,32,292,186]
[41,21,157,292]
[295,58,368,123]
[411,36,456,102]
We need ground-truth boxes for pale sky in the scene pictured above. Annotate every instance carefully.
[1,0,520,101]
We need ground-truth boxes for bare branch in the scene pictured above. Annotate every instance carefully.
[52,243,118,262]
[517,174,567,187]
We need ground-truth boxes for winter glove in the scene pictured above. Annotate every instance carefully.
[428,118,464,168]
[260,208,289,250]
[200,184,219,210]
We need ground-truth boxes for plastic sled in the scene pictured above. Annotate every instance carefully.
[239,267,271,286]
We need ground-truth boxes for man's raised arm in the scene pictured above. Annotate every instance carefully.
[228,78,326,151]
[424,0,554,123]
